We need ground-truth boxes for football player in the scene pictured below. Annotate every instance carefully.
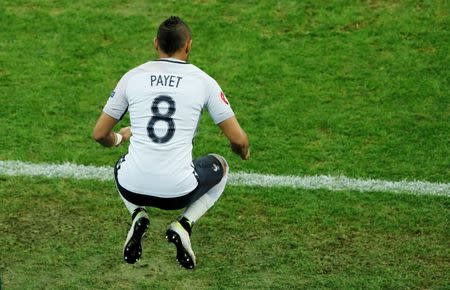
[92,16,249,269]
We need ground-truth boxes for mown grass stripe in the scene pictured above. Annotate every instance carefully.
[0,160,448,196]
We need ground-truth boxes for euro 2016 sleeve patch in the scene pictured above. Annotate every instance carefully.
[220,91,229,105]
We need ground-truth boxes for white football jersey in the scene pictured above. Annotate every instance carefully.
[103,58,234,197]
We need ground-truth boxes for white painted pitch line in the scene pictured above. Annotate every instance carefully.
[0,160,448,197]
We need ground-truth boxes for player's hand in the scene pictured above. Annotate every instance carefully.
[241,148,250,160]
[119,127,132,142]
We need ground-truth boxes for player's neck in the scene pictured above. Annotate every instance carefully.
[158,52,188,62]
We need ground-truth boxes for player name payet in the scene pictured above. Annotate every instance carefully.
[150,74,183,88]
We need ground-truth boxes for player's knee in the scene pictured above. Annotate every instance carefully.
[210,154,228,174]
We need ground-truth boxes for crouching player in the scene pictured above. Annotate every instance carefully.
[92,16,249,269]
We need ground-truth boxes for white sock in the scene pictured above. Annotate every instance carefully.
[119,191,143,214]
[182,163,229,223]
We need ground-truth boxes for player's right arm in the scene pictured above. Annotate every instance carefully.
[205,77,250,160]
[218,116,250,160]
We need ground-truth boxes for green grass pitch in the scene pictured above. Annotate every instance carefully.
[0,0,449,289]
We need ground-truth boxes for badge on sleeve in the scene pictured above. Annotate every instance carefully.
[110,91,116,98]
[220,91,229,105]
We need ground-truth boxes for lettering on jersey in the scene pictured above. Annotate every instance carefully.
[220,91,229,105]
[150,74,183,88]
[109,90,116,98]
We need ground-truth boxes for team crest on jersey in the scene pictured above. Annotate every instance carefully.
[220,91,229,105]
[110,91,116,98]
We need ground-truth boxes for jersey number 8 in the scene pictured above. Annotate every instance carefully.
[147,95,176,143]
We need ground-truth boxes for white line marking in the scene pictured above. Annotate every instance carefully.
[0,160,448,196]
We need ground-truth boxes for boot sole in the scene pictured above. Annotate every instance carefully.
[166,229,195,269]
[124,217,149,264]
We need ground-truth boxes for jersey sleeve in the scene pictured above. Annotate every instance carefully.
[205,78,235,124]
[102,74,129,121]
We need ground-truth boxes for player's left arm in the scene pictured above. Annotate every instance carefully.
[92,112,131,147]
[93,72,132,147]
